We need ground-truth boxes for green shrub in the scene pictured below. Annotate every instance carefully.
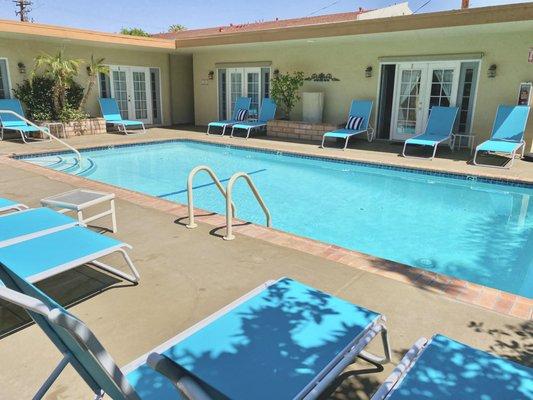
[58,104,88,123]
[270,70,305,120]
[13,76,84,122]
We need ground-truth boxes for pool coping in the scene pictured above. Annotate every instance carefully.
[2,151,531,321]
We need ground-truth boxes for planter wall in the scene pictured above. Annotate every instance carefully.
[37,118,107,138]
[267,120,341,142]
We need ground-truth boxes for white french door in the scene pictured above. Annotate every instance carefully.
[226,67,262,119]
[109,66,152,124]
[391,62,460,140]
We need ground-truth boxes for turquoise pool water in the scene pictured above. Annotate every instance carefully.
[24,140,533,297]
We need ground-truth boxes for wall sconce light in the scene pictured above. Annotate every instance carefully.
[207,71,215,80]
[365,66,373,78]
[487,64,497,78]
[17,62,26,74]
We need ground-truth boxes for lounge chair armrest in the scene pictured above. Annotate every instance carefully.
[370,337,428,400]
[147,353,214,400]
[0,287,53,317]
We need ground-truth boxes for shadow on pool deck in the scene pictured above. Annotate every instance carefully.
[0,132,531,399]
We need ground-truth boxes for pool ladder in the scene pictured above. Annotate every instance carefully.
[186,165,272,240]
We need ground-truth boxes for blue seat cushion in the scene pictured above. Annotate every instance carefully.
[406,133,450,146]
[232,121,266,130]
[3,124,43,132]
[0,198,19,209]
[477,139,522,154]
[388,335,533,399]
[208,120,236,127]
[126,278,380,400]
[0,208,76,244]
[0,227,124,282]
[108,120,143,126]
[324,128,366,138]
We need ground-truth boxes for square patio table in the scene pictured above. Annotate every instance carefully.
[41,189,117,233]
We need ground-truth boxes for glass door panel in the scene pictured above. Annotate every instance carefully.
[246,69,261,118]
[228,68,244,119]
[390,62,460,140]
[131,69,150,122]
[111,69,129,119]
[110,66,152,124]
[391,66,424,139]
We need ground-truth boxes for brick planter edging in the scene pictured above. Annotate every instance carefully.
[38,118,107,138]
[2,155,531,321]
[267,120,341,142]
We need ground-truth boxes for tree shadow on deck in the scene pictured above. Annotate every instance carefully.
[0,265,127,338]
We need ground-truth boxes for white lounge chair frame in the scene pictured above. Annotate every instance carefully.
[0,201,28,214]
[110,121,146,135]
[370,337,428,400]
[321,125,375,151]
[402,135,453,160]
[472,139,526,169]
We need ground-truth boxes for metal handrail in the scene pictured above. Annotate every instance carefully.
[0,109,82,163]
[186,165,236,229]
[224,172,271,241]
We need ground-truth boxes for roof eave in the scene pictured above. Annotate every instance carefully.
[175,2,533,49]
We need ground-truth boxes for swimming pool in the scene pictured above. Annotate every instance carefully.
[24,140,533,297]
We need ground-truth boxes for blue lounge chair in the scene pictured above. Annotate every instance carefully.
[230,98,277,139]
[473,105,530,169]
[0,197,28,214]
[402,106,459,160]
[207,97,251,136]
[99,98,146,135]
[0,207,79,247]
[0,99,50,143]
[321,100,374,150]
[0,225,139,284]
[0,275,391,399]
[371,334,532,399]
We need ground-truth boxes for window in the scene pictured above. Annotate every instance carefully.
[149,68,161,124]
[99,72,111,98]
[455,62,479,134]
[218,69,227,120]
[261,67,270,99]
[0,59,11,99]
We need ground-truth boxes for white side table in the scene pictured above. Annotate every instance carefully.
[41,189,117,232]
[44,122,66,139]
[452,134,475,154]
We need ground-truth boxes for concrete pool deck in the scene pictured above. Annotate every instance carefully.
[0,129,531,398]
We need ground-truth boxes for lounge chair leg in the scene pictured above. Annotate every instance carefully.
[472,148,480,166]
[359,324,392,366]
[402,142,408,158]
[245,128,252,139]
[320,136,326,149]
[343,136,350,150]
[90,249,140,283]
[430,144,438,160]
[230,127,235,138]
[206,125,211,135]
[34,354,71,400]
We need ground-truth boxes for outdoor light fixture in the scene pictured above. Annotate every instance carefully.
[208,70,214,80]
[365,66,373,78]
[487,64,497,78]
[17,62,26,74]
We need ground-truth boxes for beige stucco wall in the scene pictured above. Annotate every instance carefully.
[169,54,194,124]
[0,37,188,126]
[190,21,533,149]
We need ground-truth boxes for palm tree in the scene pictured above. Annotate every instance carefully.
[79,55,109,111]
[168,24,187,32]
[34,50,82,115]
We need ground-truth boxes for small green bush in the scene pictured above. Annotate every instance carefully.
[270,70,305,120]
[13,76,84,122]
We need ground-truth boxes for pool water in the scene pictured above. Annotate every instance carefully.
[25,141,533,297]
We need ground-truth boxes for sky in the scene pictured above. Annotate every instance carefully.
[0,0,530,33]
